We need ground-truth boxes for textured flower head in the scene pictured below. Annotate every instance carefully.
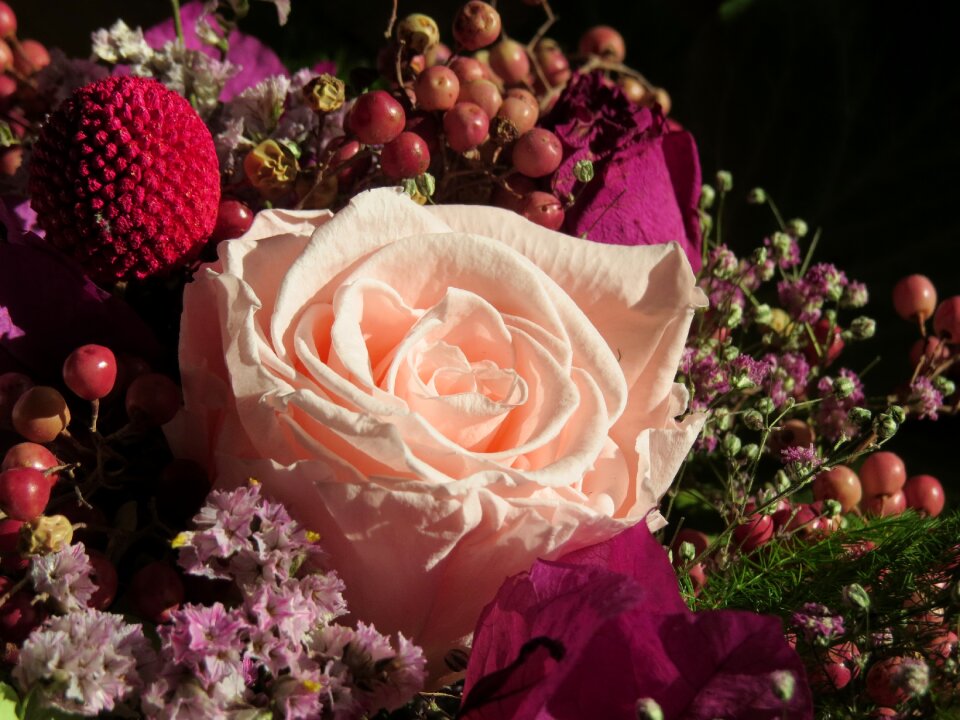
[28,542,96,612]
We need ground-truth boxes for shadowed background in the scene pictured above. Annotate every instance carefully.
[17,0,960,485]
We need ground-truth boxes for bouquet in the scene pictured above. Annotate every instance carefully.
[0,1,957,717]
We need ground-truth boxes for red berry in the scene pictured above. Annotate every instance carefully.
[859,451,907,497]
[782,503,825,539]
[488,39,530,85]
[491,174,537,213]
[578,26,626,62]
[321,136,370,187]
[803,318,844,366]
[535,40,571,87]
[346,90,406,146]
[733,513,774,552]
[0,2,16,38]
[513,128,563,178]
[903,474,945,517]
[2,442,60,485]
[443,102,489,152]
[449,56,485,85]
[0,38,11,72]
[211,199,255,242]
[0,577,45,642]
[670,528,710,565]
[496,96,538,135]
[520,191,565,230]
[457,78,502,120]
[809,642,860,691]
[619,76,650,105]
[0,518,25,573]
[415,66,460,112]
[13,39,49,75]
[380,131,431,179]
[812,465,862,512]
[130,561,185,623]
[934,296,960,343]
[125,373,181,428]
[0,371,33,430]
[862,490,907,517]
[0,145,20,176]
[909,336,951,368]
[452,1,501,51]
[892,274,937,322]
[0,467,51,521]
[86,549,119,610]
[63,344,118,401]
[688,563,707,594]
[0,74,15,102]
[866,657,913,707]
[425,42,452,67]
[12,386,70,443]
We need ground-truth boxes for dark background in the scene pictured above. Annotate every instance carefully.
[16,0,960,483]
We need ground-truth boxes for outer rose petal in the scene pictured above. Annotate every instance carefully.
[169,189,704,674]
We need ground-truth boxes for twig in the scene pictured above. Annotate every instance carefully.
[384,0,399,39]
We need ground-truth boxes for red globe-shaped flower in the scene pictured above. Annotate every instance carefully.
[29,76,220,282]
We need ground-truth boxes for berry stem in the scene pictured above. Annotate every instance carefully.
[526,0,557,57]
[0,576,27,610]
[89,398,100,434]
[170,0,185,49]
[384,0,399,39]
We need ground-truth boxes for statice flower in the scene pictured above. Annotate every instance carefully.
[14,609,156,715]
[270,669,336,720]
[91,19,154,66]
[28,542,96,612]
[908,376,943,420]
[763,351,810,407]
[791,602,846,646]
[148,42,238,117]
[816,369,866,441]
[160,602,251,688]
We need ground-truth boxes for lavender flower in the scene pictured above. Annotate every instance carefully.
[791,602,846,647]
[13,609,156,715]
[28,542,96,612]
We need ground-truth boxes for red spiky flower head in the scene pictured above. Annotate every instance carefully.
[29,75,220,282]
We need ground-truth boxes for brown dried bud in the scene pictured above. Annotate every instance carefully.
[244,139,299,200]
[490,116,520,146]
[303,74,346,113]
[21,514,74,555]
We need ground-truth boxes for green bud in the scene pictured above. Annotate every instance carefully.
[721,433,742,458]
[822,499,842,518]
[726,304,743,328]
[889,405,907,423]
[573,159,595,183]
[786,218,808,237]
[415,172,436,198]
[753,303,773,326]
[848,316,876,341]
[714,407,734,431]
[678,540,697,562]
[833,376,856,399]
[636,698,664,720]
[848,407,872,424]
[771,670,796,702]
[750,246,769,265]
[715,170,733,193]
[774,470,791,492]
[743,410,765,431]
[842,583,871,610]
[770,232,792,257]
[876,414,899,439]
[741,443,761,462]
[933,376,956,397]
[747,187,767,204]
[756,397,775,415]
[699,210,714,234]
[722,345,740,362]
[700,184,716,209]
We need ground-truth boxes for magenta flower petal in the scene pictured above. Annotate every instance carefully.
[144,1,287,100]
[462,522,812,720]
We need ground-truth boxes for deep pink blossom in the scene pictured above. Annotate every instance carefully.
[462,522,812,720]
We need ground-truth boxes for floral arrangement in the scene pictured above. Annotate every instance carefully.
[0,1,957,718]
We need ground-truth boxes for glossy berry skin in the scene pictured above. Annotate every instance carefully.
[443,102,489,152]
[903,474,945,517]
[415,66,460,111]
[488,39,530,85]
[452,1,501,51]
[859,451,907,497]
[86,549,119,610]
[0,372,32,430]
[0,467,51,521]
[346,91,406,146]
[578,26,626,62]
[63,344,118,401]
[130,561,185,623]
[733,513,774,552]
[12,386,70,443]
[812,465,862,512]
[458,79,502,120]
[934,296,960,343]
[0,518,26,573]
[322,136,370,187]
[2,442,59,486]
[866,657,911,707]
[0,2,16,38]
[125,373,181,427]
[380,132,431,179]
[211,199,255,242]
[513,128,563,178]
[862,490,907,517]
[497,97,537,135]
[892,274,937,322]
[520,192,564,230]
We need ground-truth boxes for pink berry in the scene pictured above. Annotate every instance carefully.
[0,371,32,430]
[457,78,502,120]
[859,451,907,497]
[0,517,25,573]
[488,39,530,85]
[130,561,185,623]
[156,459,212,524]
[934,296,960,343]
[521,192,564,230]
[0,2,16,38]
[12,386,70,443]
[866,657,913,707]
[380,131,431,179]
[211,199,255,242]
[578,26,626,62]
[812,465,862,512]
[86,549,119,610]
[0,73,16,102]
[346,90,406,146]
[443,102,489,152]
[13,39,49,75]
[862,490,907,517]
[0,576,45,642]
[782,503,826,539]
[449,56,485,85]
[63,344,118,401]
[496,96,538,135]
[903,474,945,517]
[322,136,370,187]
[733,513,774,552]
[425,42,452,67]
[452,1,501,51]
[2,442,60,485]
[415,65,460,111]
[688,563,707,594]
[892,274,937,322]
[125,373,181,428]
[513,128,563,178]
[535,40,571,86]
[0,38,11,72]
[0,467,51,521]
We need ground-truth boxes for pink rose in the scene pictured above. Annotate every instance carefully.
[168,189,705,675]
